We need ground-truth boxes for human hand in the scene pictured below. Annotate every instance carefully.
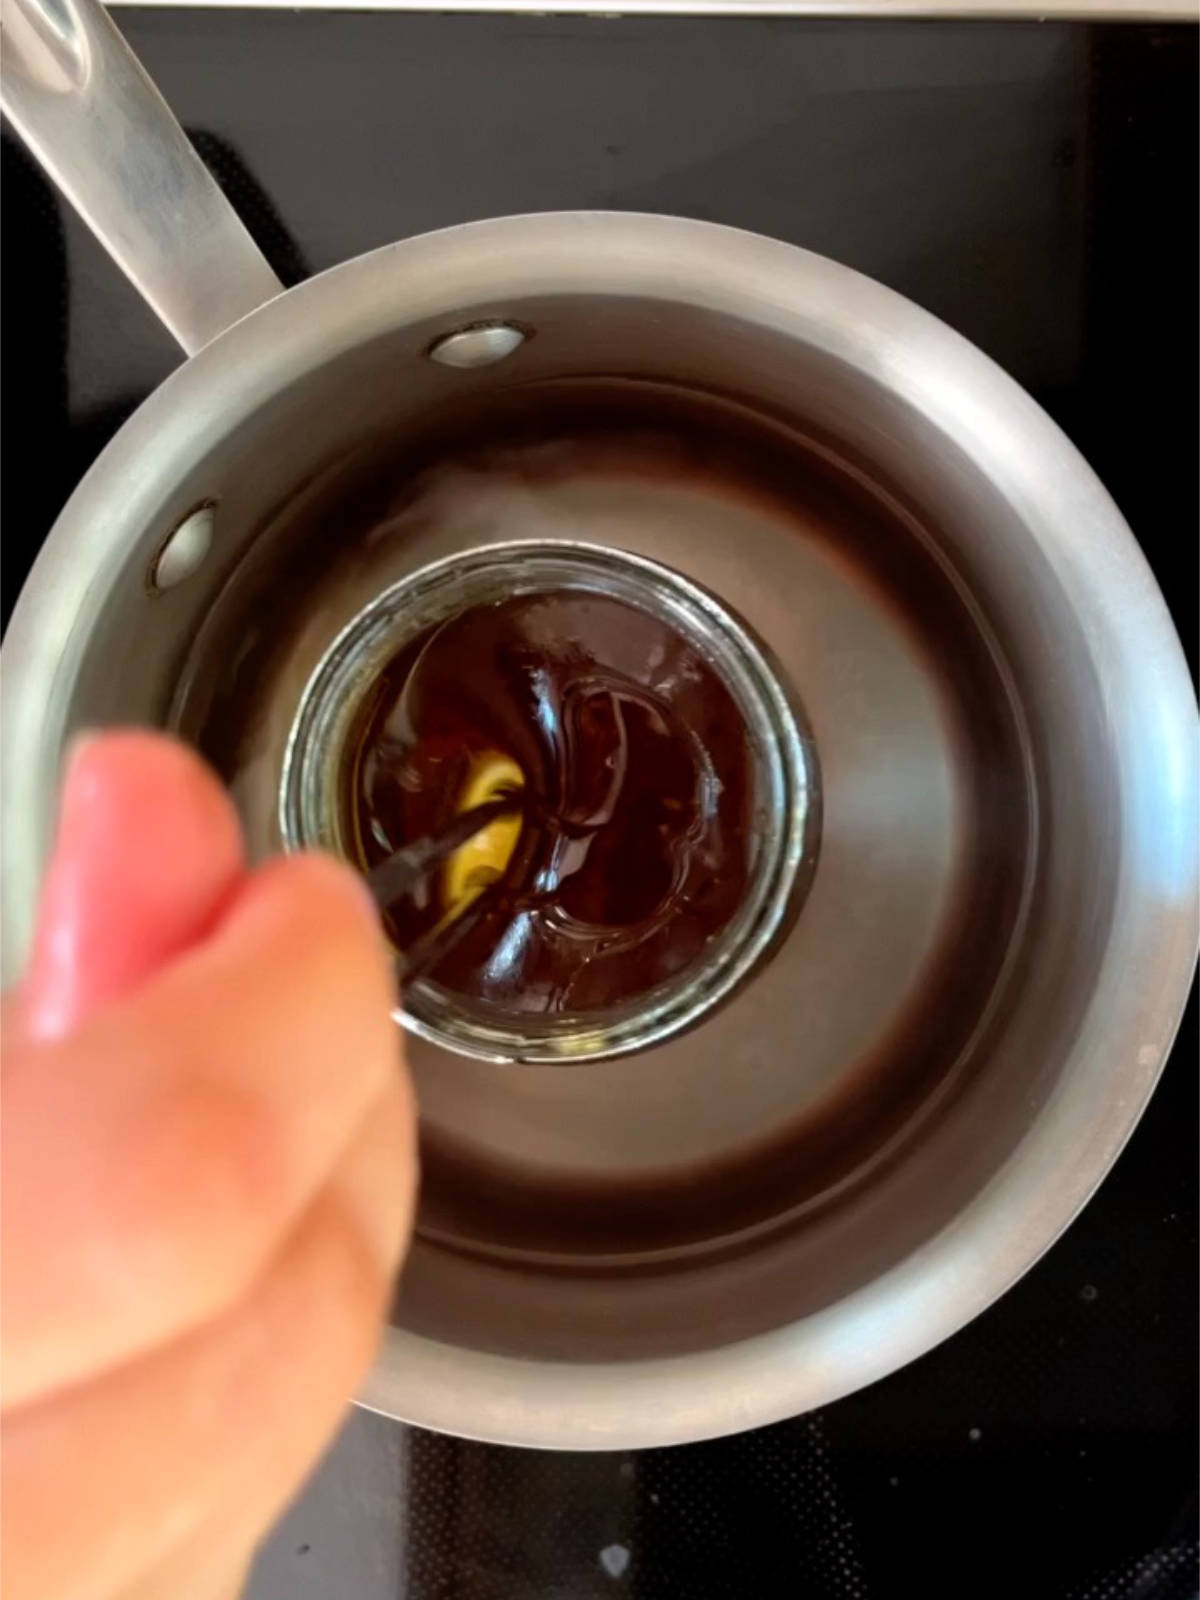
[2,732,416,1600]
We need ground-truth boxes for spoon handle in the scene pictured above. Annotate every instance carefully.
[364,797,520,913]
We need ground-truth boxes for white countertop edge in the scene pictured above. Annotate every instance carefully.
[103,0,1199,19]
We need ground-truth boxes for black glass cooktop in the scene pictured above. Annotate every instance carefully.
[2,15,1196,1599]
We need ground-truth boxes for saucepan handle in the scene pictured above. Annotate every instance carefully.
[0,0,283,354]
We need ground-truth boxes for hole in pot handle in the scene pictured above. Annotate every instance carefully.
[0,0,283,355]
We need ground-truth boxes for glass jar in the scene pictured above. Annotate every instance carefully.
[280,541,818,1063]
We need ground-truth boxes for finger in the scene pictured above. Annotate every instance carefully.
[114,1525,256,1600]
[111,1083,417,1600]
[20,732,245,1041]
[2,850,406,1410]
[113,1081,417,1600]
[2,1080,413,1600]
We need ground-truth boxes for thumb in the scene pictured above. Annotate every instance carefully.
[20,732,246,1040]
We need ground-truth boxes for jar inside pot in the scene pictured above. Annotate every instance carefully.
[281,544,814,1062]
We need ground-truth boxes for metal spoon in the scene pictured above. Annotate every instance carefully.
[363,795,521,914]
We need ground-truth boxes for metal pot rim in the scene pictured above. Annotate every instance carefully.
[3,212,1196,1447]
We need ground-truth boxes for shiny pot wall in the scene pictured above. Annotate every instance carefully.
[2,0,1196,1450]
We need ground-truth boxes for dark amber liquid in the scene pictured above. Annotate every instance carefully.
[347,590,755,1015]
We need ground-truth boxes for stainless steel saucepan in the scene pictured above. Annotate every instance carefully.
[2,0,1196,1449]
